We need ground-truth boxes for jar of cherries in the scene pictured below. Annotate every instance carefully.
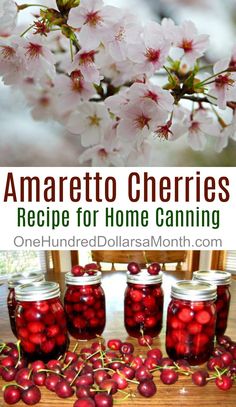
[64,271,106,340]
[15,281,69,362]
[166,280,217,365]
[124,268,164,338]
[7,272,45,337]
[193,270,231,336]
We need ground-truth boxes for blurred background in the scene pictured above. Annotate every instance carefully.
[0,0,236,166]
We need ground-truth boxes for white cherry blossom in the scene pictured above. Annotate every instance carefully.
[69,49,101,84]
[79,124,126,166]
[102,11,141,62]
[128,82,174,113]
[117,98,166,146]
[214,114,236,153]
[0,37,23,85]
[209,58,236,109]
[175,21,209,66]
[178,110,220,150]
[15,37,56,80]
[55,71,95,112]
[0,0,18,35]
[128,21,170,77]
[66,101,111,147]
[68,0,118,49]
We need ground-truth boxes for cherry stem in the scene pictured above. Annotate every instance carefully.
[72,342,79,353]
[15,340,21,368]
[38,369,65,378]
[70,366,83,387]
[3,383,25,391]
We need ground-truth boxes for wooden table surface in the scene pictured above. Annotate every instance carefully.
[0,270,236,406]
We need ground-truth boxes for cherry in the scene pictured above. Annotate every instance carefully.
[160,368,178,385]
[192,369,209,386]
[1,367,17,382]
[137,379,157,397]
[1,355,16,368]
[135,366,153,382]
[46,359,62,373]
[131,356,143,369]
[120,366,135,380]
[71,265,85,276]
[15,367,30,384]
[144,357,158,370]
[112,372,128,390]
[21,385,41,405]
[74,397,95,407]
[195,310,211,325]
[94,370,110,385]
[94,393,113,407]
[215,375,233,390]
[160,357,174,367]
[147,262,161,275]
[129,289,143,302]
[55,379,75,398]
[207,357,224,371]
[120,342,134,355]
[107,339,122,351]
[217,335,232,348]
[45,373,62,392]
[3,385,22,404]
[127,262,141,275]
[85,263,99,270]
[220,351,233,367]
[32,371,47,386]
[138,335,153,347]
[147,348,162,361]
[100,379,118,394]
[229,344,236,360]
[30,360,45,373]
[178,308,194,323]
[75,374,94,387]
[76,385,95,399]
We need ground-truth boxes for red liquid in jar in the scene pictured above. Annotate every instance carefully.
[64,283,106,340]
[15,295,69,362]
[7,272,45,338]
[215,284,231,336]
[166,298,216,365]
[7,288,18,337]
[124,282,163,338]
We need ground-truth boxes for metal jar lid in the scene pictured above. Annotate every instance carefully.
[8,272,45,288]
[171,280,217,301]
[127,270,162,285]
[15,281,60,301]
[193,270,231,286]
[65,271,102,286]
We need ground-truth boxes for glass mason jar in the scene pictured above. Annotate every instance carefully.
[7,272,45,337]
[124,270,163,338]
[64,271,106,340]
[15,282,69,362]
[166,280,217,365]
[193,270,231,336]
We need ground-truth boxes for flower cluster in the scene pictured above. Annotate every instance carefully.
[0,0,235,165]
